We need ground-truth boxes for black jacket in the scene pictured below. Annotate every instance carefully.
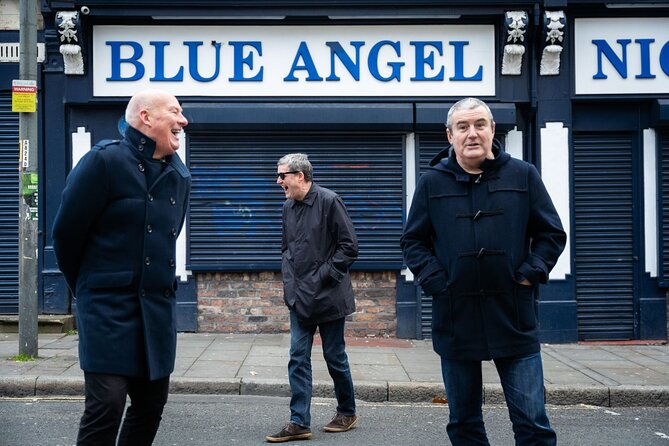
[281,183,358,325]
[400,141,566,360]
[52,125,191,380]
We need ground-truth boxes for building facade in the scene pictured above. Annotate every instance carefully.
[1,0,668,342]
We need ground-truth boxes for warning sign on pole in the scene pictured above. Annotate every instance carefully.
[12,80,37,113]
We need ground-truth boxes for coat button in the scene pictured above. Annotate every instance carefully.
[140,138,146,144]
[138,163,145,172]
[138,145,144,152]
[164,289,171,297]
[169,259,175,267]
[147,224,153,233]
[144,256,151,266]
[171,228,177,236]
[140,289,146,297]
[169,197,176,205]
[148,194,154,202]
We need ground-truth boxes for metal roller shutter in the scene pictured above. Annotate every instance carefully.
[0,94,19,313]
[415,133,447,339]
[188,133,404,271]
[659,130,669,284]
[573,132,635,340]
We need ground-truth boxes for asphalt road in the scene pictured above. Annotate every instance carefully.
[1,395,668,445]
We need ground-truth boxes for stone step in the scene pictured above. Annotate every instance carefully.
[0,315,75,334]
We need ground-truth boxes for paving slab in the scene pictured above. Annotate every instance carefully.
[0,333,666,406]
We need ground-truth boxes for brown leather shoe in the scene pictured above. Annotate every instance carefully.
[323,413,358,432]
[265,422,312,443]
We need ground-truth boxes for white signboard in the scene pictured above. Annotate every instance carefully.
[575,18,669,95]
[93,25,495,97]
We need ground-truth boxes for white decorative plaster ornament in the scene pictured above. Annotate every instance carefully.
[540,11,565,76]
[60,44,84,75]
[502,11,528,76]
[57,11,84,75]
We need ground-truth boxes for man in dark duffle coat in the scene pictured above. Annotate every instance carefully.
[401,98,566,445]
[52,89,190,446]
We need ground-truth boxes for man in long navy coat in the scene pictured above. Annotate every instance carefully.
[52,89,190,445]
[401,98,566,445]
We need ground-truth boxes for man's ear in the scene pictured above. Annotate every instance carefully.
[139,109,151,127]
[446,128,453,144]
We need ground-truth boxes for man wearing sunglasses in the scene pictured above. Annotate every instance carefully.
[267,153,359,443]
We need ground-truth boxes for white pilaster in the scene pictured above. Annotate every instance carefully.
[540,122,571,279]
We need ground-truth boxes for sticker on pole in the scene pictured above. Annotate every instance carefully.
[12,80,37,113]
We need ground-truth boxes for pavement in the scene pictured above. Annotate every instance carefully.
[1,332,668,407]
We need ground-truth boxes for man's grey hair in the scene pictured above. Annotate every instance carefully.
[445,97,495,131]
[277,153,313,182]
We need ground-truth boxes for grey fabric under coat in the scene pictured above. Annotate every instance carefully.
[52,125,191,380]
[281,183,358,325]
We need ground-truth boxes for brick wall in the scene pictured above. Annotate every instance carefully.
[197,271,397,337]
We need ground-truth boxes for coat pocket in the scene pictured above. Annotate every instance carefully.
[431,291,453,336]
[515,283,537,332]
[86,271,134,289]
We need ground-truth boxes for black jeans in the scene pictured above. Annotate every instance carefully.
[77,372,170,446]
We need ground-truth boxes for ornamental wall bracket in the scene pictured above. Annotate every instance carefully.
[502,11,528,76]
[540,10,565,76]
[56,11,84,75]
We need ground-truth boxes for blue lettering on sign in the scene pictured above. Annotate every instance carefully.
[410,41,444,81]
[105,38,487,85]
[635,39,656,79]
[661,41,669,76]
[284,42,324,81]
[592,38,669,80]
[151,41,184,81]
[593,39,631,79]
[106,41,144,81]
[229,41,263,82]
[326,41,364,81]
[449,41,483,81]
[184,41,221,82]
[368,41,404,82]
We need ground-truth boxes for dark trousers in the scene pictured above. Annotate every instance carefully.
[77,372,170,446]
[288,311,356,428]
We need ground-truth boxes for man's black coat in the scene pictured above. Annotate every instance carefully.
[53,125,191,380]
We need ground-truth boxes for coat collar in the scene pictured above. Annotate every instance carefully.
[124,125,167,163]
[430,139,510,181]
[124,125,190,179]
[290,182,318,208]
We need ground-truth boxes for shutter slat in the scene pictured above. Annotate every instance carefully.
[0,94,19,313]
[660,131,669,282]
[188,133,404,270]
[574,133,634,340]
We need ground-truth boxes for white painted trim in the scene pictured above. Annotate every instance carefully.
[71,127,91,169]
[540,122,571,280]
[643,128,658,278]
[176,130,191,282]
[505,127,524,160]
[401,132,416,281]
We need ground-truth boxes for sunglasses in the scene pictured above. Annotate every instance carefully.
[277,171,301,180]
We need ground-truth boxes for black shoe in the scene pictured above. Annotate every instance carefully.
[266,422,312,443]
[323,413,358,432]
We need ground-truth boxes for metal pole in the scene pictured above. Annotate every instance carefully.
[18,0,39,357]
